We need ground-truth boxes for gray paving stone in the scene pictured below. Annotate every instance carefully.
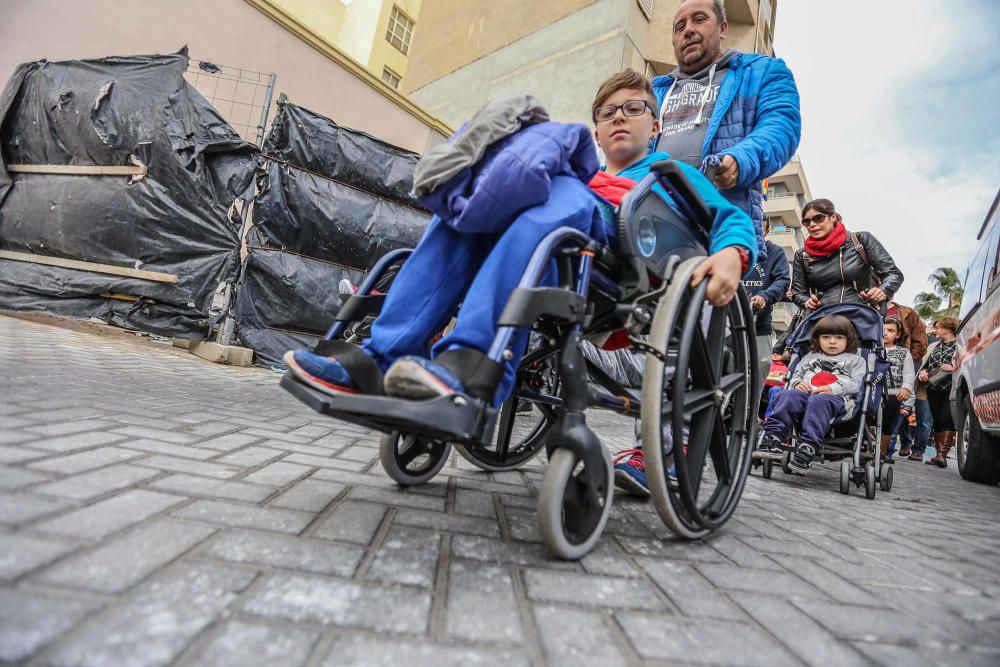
[0,430,41,445]
[0,589,102,662]
[348,485,447,511]
[615,612,799,666]
[243,573,432,634]
[707,534,783,570]
[117,438,219,460]
[193,432,263,451]
[0,492,72,524]
[0,464,50,489]
[393,507,501,538]
[733,592,871,667]
[696,563,826,599]
[770,554,883,606]
[616,535,728,562]
[149,474,275,503]
[794,598,946,644]
[312,500,387,545]
[453,488,497,519]
[25,419,117,437]
[132,454,240,479]
[337,446,377,463]
[27,446,143,474]
[35,519,216,593]
[269,479,345,512]
[580,541,640,578]
[0,531,78,579]
[534,605,630,667]
[863,642,1000,667]
[450,534,576,569]
[188,620,319,667]
[47,564,255,667]
[109,426,199,444]
[34,489,185,540]
[636,557,744,620]
[523,569,665,610]
[321,635,530,667]
[0,445,48,464]
[214,445,285,467]
[173,499,311,534]
[242,461,313,486]
[201,528,363,577]
[33,464,160,500]
[367,525,441,588]
[446,560,523,642]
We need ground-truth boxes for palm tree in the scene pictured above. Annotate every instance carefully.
[914,267,964,320]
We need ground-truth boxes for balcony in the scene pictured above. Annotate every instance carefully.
[771,302,797,334]
[764,193,803,230]
[767,156,811,201]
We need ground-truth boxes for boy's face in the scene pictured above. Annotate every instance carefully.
[593,87,660,168]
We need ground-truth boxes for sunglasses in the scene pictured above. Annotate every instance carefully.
[802,213,831,226]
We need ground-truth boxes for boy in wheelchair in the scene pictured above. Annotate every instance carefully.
[755,315,866,474]
[284,69,758,407]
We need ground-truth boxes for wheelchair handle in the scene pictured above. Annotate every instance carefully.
[649,160,713,232]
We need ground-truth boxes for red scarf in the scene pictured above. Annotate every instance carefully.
[588,170,637,206]
[804,220,847,257]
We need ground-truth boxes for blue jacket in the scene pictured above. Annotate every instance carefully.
[742,238,790,334]
[652,53,801,260]
[419,121,598,234]
[619,152,758,269]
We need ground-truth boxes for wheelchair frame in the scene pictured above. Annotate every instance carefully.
[282,161,761,558]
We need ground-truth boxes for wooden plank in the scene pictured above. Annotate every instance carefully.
[7,164,147,176]
[0,250,177,284]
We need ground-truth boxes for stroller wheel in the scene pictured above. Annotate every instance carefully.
[864,461,877,499]
[379,432,451,486]
[781,451,793,475]
[879,464,893,492]
[538,447,613,560]
[762,458,773,479]
[839,459,851,495]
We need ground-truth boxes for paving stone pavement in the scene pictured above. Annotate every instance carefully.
[1,313,999,667]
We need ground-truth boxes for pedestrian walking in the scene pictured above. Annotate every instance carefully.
[918,317,960,468]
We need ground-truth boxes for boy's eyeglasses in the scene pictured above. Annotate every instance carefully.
[802,213,830,226]
[593,100,654,123]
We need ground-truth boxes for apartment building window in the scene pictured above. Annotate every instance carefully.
[381,66,401,90]
[637,0,654,21]
[386,6,415,55]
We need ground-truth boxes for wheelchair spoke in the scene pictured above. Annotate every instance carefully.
[718,371,744,397]
[494,397,518,462]
[684,411,713,496]
[705,305,727,381]
[707,411,734,487]
[397,436,432,467]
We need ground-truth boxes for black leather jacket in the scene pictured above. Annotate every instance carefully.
[791,230,903,308]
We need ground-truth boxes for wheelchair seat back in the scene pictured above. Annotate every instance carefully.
[615,161,711,279]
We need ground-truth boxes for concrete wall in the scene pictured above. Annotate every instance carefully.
[407,0,638,129]
[0,0,447,153]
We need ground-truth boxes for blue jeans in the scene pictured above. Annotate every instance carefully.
[913,398,932,454]
[361,175,601,406]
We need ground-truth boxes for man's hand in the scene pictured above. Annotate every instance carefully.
[713,155,739,190]
[897,387,911,402]
[861,287,886,303]
[805,293,821,310]
[750,295,767,310]
[691,247,742,306]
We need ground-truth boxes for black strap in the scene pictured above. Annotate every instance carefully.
[435,348,504,401]
[311,340,385,395]
[850,232,881,287]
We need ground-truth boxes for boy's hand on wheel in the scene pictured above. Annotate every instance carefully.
[691,247,742,306]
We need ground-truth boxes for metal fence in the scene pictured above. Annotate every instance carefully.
[184,59,276,147]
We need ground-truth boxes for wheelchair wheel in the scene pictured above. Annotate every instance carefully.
[761,458,773,479]
[864,461,877,499]
[538,447,613,560]
[839,459,851,495]
[642,256,758,540]
[379,432,451,486]
[781,451,793,475]
[453,353,559,472]
[880,464,893,492]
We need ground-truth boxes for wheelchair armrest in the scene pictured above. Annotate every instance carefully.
[649,160,713,233]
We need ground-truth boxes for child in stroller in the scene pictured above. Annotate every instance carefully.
[755,314,866,474]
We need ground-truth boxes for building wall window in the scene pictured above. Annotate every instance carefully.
[386,6,415,55]
[381,66,401,90]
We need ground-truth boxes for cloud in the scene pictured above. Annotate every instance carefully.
[774,0,1000,306]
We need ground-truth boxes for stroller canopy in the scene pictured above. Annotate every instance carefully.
[784,303,885,352]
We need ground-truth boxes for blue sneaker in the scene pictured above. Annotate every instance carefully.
[383,356,466,400]
[283,350,360,396]
[612,448,650,498]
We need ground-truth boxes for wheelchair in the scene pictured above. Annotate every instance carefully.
[281,160,760,559]
[753,303,893,499]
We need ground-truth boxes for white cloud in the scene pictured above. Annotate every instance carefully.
[773,0,1000,306]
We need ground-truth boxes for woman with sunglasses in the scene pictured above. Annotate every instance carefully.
[790,198,903,310]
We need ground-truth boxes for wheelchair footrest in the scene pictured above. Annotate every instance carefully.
[280,373,496,444]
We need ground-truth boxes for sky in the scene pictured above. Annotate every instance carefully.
[772,0,1000,306]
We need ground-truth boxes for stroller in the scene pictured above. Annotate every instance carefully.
[754,303,893,499]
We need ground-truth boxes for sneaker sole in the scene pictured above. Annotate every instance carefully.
[614,469,651,498]
[283,352,361,397]
[384,359,455,400]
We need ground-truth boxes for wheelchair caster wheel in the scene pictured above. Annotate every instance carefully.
[879,464,893,492]
[781,451,793,475]
[839,459,851,495]
[864,461,876,499]
[379,432,451,486]
[538,447,613,560]
[761,458,773,479]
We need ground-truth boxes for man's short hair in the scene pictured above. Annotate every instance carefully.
[678,0,726,23]
[592,69,657,115]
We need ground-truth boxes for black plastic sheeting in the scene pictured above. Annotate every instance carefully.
[235,100,430,366]
[0,49,257,337]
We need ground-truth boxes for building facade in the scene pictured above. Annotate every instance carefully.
[764,155,812,332]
